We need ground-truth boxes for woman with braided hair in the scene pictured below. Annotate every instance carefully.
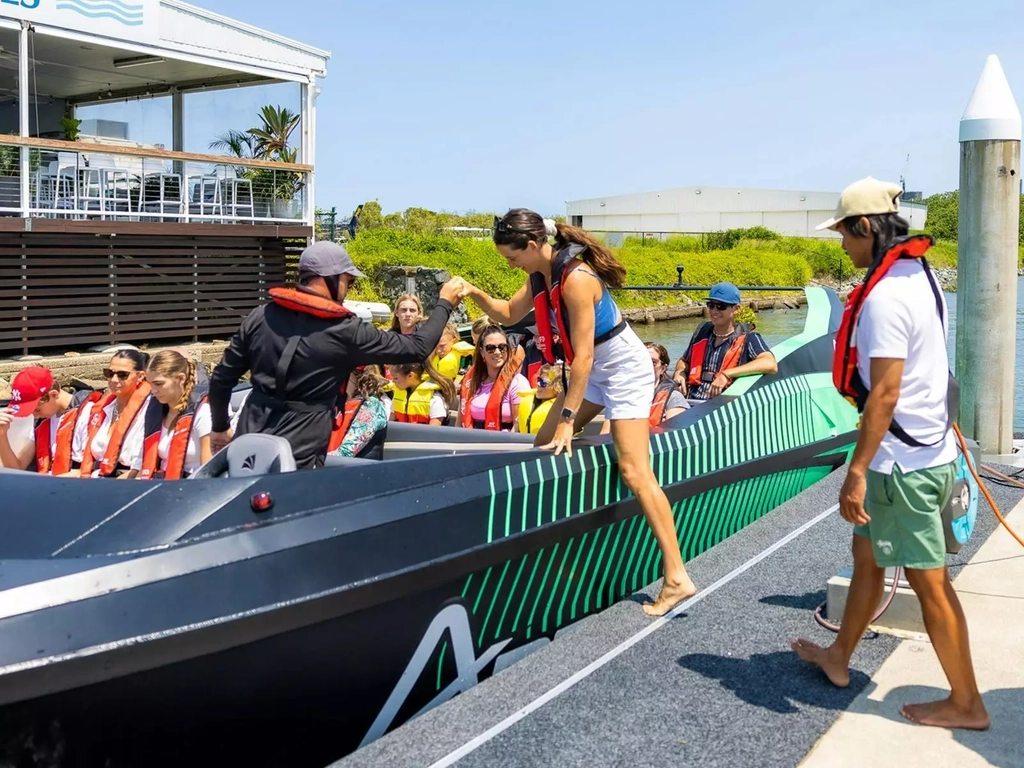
[459,208,697,616]
[134,350,213,480]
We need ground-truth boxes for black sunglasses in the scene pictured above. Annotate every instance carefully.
[103,369,133,380]
[706,300,736,311]
[484,343,509,353]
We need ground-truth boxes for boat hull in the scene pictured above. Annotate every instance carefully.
[0,288,859,766]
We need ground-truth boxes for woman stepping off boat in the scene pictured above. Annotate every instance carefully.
[458,209,697,616]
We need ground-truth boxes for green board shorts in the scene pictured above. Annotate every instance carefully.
[853,460,956,570]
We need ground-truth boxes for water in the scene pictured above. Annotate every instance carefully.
[644,277,1024,432]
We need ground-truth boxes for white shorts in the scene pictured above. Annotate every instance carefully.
[582,324,655,421]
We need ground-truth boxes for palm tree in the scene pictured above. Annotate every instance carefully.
[208,129,258,159]
[247,105,300,161]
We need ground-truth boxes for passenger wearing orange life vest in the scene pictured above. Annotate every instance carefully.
[458,326,530,431]
[671,282,777,401]
[328,365,389,460]
[135,350,213,480]
[75,350,153,479]
[208,241,464,469]
[390,360,455,425]
[790,177,988,732]
[0,366,101,474]
[459,209,696,617]
[600,342,689,435]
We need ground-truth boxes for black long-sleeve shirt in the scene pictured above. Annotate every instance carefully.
[209,295,453,468]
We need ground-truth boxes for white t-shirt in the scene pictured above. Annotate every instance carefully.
[156,402,212,477]
[74,397,149,475]
[855,260,958,474]
[429,392,448,422]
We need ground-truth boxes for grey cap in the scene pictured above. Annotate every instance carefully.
[298,241,365,279]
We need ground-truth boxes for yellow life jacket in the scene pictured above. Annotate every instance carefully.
[433,341,475,380]
[516,389,556,435]
[393,380,442,424]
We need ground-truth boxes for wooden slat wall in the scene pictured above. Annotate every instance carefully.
[0,230,292,356]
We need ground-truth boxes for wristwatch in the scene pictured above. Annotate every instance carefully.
[561,407,577,422]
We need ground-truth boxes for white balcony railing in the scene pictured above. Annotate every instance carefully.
[0,137,312,227]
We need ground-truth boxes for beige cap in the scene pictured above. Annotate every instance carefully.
[815,177,905,231]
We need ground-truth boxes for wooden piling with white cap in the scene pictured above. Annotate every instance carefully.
[957,54,1020,455]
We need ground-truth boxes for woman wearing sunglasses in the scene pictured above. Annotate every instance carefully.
[458,326,530,431]
[76,349,153,478]
[458,209,696,615]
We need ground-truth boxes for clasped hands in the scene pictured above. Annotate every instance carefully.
[439,277,477,306]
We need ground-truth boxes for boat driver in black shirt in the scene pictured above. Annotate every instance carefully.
[208,241,464,469]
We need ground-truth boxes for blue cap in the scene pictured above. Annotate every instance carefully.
[708,282,741,305]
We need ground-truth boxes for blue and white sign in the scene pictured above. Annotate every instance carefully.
[0,0,159,41]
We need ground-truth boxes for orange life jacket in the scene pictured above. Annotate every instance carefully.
[460,366,516,431]
[34,390,103,475]
[268,286,355,320]
[648,376,678,427]
[529,243,626,366]
[79,383,152,477]
[327,397,363,453]
[139,392,209,481]
[832,234,955,447]
[687,323,750,390]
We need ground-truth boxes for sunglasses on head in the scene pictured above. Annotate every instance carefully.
[493,216,533,236]
[484,343,509,353]
[706,300,735,311]
[103,369,133,381]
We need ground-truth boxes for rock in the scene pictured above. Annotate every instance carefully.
[378,265,470,325]
[773,301,786,310]
[71,377,106,391]
[0,376,9,400]
[64,351,81,357]
[15,355,42,362]
[642,310,656,325]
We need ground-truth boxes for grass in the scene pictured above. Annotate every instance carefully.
[339,227,991,314]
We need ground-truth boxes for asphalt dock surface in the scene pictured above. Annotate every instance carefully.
[333,465,1022,768]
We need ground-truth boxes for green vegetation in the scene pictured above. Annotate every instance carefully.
[331,196,1022,313]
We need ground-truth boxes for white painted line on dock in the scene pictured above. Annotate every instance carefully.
[427,503,840,768]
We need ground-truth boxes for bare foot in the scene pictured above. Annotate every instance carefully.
[790,638,850,688]
[900,697,990,731]
[642,577,697,617]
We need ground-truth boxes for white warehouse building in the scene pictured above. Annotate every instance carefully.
[565,186,928,240]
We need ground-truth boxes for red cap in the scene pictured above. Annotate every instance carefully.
[8,366,54,418]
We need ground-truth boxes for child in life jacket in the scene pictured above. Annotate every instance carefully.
[431,322,475,383]
[0,365,108,475]
[389,360,456,425]
[328,365,390,459]
[515,362,565,434]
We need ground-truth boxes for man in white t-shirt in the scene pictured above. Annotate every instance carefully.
[792,177,989,731]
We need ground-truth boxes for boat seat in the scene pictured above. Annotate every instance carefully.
[190,434,297,479]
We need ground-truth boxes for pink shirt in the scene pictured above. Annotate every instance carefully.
[469,374,530,426]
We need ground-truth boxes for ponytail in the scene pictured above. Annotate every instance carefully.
[176,360,197,413]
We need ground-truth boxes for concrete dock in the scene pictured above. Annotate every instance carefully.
[333,467,1024,768]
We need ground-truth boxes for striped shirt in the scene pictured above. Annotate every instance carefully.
[681,324,771,401]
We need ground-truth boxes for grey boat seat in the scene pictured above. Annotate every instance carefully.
[191,434,298,479]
